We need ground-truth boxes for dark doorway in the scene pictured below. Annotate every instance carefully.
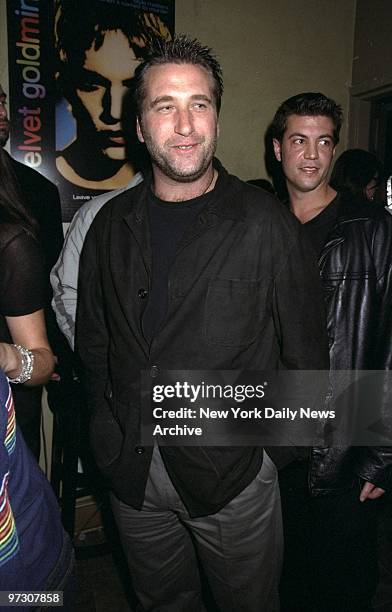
[369,95,392,178]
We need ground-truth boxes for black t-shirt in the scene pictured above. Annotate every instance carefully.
[302,195,340,257]
[277,196,340,467]
[142,185,216,342]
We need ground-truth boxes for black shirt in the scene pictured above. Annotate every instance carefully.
[302,195,340,257]
[275,196,340,467]
[142,184,217,342]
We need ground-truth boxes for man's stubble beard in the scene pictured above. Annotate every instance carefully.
[0,125,9,148]
[141,128,218,183]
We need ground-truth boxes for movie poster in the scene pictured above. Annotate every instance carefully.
[7,0,175,221]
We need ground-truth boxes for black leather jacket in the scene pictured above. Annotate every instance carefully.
[309,195,392,494]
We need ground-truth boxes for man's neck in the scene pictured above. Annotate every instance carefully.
[288,183,337,224]
[152,165,217,202]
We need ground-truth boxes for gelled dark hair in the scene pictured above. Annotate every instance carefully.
[271,92,343,144]
[55,0,172,99]
[132,34,224,116]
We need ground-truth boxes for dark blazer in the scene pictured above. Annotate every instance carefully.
[76,161,329,517]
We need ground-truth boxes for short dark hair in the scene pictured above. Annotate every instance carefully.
[55,0,171,97]
[330,148,384,200]
[132,34,224,116]
[271,92,343,144]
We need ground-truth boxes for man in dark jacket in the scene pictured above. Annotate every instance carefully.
[77,38,329,611]
[272,91,392,612]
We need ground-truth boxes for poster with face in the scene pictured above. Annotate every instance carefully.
[6,0,174,221]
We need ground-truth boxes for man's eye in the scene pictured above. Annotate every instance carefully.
[158,105,174,112]
[192,103,207,110]
[293,138,305,145]
[77,83,101,93]
[319,139,332,146]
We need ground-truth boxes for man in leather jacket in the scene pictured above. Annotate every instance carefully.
[271,91,392,612]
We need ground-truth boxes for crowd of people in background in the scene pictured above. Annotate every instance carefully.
[1,27,391,612]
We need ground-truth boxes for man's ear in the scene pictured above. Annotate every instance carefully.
[136,117,144,143]
[273,138,282,162]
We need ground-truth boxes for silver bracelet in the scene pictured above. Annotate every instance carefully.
[8,344,35,384]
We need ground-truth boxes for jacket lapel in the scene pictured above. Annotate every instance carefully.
[109,182,152,355]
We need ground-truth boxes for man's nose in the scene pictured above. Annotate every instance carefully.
[304,141,318,159]
[175,108,194,137]
[109,84,126,120]
[101,84,126,125]
[0,103,7,119]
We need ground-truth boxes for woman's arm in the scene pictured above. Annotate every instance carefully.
[0,309,55,386]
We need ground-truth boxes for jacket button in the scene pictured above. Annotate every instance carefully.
[138,288,148,299]
[135,446,145,454]
[108,390,113,399]
[150,365,159,378]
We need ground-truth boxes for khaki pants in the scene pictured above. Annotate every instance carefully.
[111,446,282,612]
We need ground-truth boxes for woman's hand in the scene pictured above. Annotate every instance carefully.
[0,342,21,377]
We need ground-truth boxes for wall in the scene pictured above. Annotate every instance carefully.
[176,0,356,179]
[0,0,356,182]
[349,0,392,149]
[352,0,392,96]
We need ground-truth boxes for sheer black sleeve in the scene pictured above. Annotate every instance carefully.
[0,227,46,317]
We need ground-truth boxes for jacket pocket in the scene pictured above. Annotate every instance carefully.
[204,278,269,347]
[89,404,123,472]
